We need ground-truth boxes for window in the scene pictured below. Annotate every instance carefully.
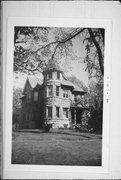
[47,107,52,118]
[56,86,59,96]
[56,107,60,117]
[63,89,68,98]
[48,72,52,79]
[63,108,69,118]
[27,91,31,102]
[48,85,53,96]
[57,72,60,79]
[34,91,38,101]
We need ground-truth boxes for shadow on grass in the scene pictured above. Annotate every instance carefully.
[14,129,102,140]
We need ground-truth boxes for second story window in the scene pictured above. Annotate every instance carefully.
[48,85,53,97]
[56,86,59,96]
[34,91,38,101]
[63,89,68,98]
[57,72,60,79]
[27,91,31,103]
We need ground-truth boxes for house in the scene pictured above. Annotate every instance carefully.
[20,60,88,129]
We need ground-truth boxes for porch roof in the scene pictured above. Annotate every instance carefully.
[71,106,89,110]
[71,100,89,110]
[72,85,87,95]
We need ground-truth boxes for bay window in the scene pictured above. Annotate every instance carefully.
[56,86,59,96]
[47,106,52,118]
[47,85,53,97]
[56,107,60,117]
[63,108,69,118]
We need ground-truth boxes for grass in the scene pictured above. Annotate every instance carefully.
[0,125,1,179]
[12,129,102,166]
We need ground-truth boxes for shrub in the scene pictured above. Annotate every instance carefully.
[43,123,52,132]
[88,108,103,133]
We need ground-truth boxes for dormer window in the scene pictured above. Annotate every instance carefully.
[57,72,60,79]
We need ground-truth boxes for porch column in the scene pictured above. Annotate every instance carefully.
[74,109,76,124]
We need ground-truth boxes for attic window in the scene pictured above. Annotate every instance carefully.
[48,72,52,79]
[34,91,38,101]
[57,72,60,79]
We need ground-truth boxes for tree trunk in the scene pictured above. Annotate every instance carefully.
[88,28,104,76]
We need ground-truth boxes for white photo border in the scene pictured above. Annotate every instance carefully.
[3,17,111,179]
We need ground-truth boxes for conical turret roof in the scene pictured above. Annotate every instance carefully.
[43,58,63,73]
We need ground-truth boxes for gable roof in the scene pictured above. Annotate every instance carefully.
[23,76,43,94]
[43,58,63,73]
[28,76,43,88]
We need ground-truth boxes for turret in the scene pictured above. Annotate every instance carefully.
[43,59,63,126]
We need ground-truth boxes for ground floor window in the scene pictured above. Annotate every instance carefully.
[56,107,60,117]
[63,108,69,118]
[47,106,52,118]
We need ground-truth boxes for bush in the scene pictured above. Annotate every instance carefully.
[74,124,89,132]
[43,123,52,132]
[88,108,103,133]
[63,124,68,129]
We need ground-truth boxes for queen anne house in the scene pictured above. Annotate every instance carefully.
[20,59,88,129]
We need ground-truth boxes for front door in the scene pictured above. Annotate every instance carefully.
[76,109,82,124]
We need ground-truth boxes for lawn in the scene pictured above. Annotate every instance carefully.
[0,125,2,178]
[12,129,102,166]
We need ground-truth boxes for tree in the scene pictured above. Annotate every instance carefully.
[13,86,22,126]
[14,27,104,80]
[13,86,22,111]
[87,79,103,132]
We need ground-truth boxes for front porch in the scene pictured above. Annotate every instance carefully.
[70,106,89,126]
